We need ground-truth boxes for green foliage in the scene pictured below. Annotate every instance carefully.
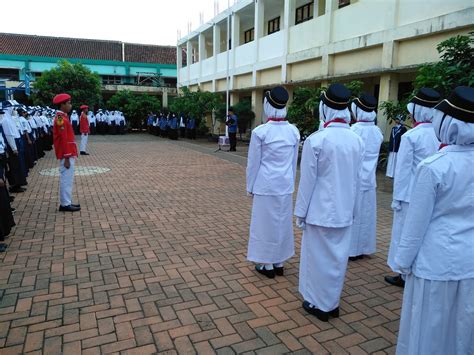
[287,80,365,135]
[170,87,224,135]
[32,60,102,109]
[378,100,409,125]
[232,100,255,133]
[107,90,161,129]
[414,32,474,96]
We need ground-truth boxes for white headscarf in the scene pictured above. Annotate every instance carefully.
[407,102,434,123]
[263,97,287,123]
[319,101,351,125]
[433,109,474,145]
[351,102,376,122]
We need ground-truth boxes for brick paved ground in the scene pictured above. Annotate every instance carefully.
[0,134,401,354]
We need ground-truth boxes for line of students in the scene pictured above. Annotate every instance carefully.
[246,84,473,354]
[70,109,127,135]
[0,101,55,252]
[147,112,196,140]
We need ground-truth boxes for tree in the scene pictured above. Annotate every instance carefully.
[32,60,102,109]
[170,87,223,135]
[107,90,161,129]
[287,80,364,136]
[414,32,474,96]
[232,100,255,136]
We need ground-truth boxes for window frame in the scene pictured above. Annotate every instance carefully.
[244,28,255,44]
[267,16,281,35]
[295,2,314,25]
[338,0,351,9]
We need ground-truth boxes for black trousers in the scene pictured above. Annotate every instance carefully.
[229,132,237,151]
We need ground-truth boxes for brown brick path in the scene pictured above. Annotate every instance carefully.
[0,134,401,354]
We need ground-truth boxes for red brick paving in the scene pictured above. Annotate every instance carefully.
[0,134,401,354]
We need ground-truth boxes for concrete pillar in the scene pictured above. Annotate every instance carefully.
[378,73,399,140]
[162,90,169,108]
[281,0,295,83]
[232,13,240,49]
[186,41,192,80]
[382,41,398,69]
[251,89,263,128]
[255,0,265,39]
[198,33,206,61]
[176,46,182,88]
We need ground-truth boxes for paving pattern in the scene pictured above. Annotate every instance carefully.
[0,134,401,354]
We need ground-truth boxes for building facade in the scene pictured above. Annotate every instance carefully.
[0,33,178,106]
[177,0,474,137]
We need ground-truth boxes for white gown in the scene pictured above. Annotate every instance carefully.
[246,120,300,265]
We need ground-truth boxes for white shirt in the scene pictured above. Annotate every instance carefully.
[393,123,439,203]
[295,122,365,228]
[0,130,5,154]
[351,122,383,190]
[70,113,79,123]
[395,145,474,280]
[246,121,300,196]
[19,117,31,134]
[88,113,96,124]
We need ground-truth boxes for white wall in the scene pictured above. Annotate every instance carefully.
[258,31,284,61]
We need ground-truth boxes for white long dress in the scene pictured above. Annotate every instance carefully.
[295,121,364,311]
[246,120,300,264]
[349,121,383,257]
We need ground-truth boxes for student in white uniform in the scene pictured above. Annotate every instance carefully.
[295,83,365,322]
[349,94,383,260]
[385,88,441,287]
[394,86,474,355]
[246,86,300,278]
[70,110,79,135]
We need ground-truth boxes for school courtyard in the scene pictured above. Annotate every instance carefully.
[0,134,400,354]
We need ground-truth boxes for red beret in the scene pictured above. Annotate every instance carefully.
[80,105,89,110]
[52,93,71,105]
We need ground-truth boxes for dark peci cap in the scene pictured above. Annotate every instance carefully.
[320,83,351,110]
[353,93,377,112]
[410,87,441,108]
[434,86,474,123]
[265,86,289,110]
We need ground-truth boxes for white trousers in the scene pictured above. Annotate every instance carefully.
[80,134,88,153]
[299,224,352,312]
[59,158,75,207]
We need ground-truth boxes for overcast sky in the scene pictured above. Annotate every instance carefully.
[1,0,236,46]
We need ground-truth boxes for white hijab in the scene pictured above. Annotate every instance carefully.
[407,102,434,123]
[263,97,287,123]
[319,101,351,125]
[351,102,376,122]
[433,109,474,145]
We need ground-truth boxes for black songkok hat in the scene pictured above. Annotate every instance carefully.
[410,87,441,108]
[434,86,474,123]
[265,86,289,109]
[353,93,377,112]
[320,83,351,110]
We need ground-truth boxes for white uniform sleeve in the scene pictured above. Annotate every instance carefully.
[5,135,17,151]
[393,135,414,202]
[294,139,319,219]
[394,164,436,270]
[246,131,262,194]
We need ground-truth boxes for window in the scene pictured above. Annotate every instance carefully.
[244,28,254,44]
[0,68,19,81]
[268,16,280,35]
[295,2,313,25]
[338,0,351,9]
[102,75,122,85]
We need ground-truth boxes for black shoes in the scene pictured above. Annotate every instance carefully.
[302,301,340,322]
[349,255,364,261]
[59,205,81,212]
[80,151,89,155]
[71,204,81,208]
[384,275,405,288]
[274,267,284,276]
[9,186,26,193]
[255,265,275,279]
[0,244,7,253]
